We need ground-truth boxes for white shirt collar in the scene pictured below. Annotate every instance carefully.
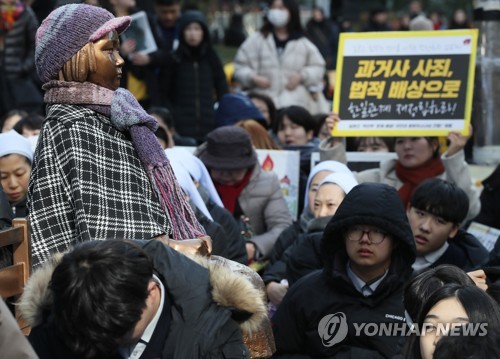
[120,274,165,359]
[346,262,388,297]
[412,241,449,272]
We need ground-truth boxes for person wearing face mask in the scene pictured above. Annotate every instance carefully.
[233,0,328,114]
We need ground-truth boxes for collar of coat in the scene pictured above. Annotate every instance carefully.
[19,250,267,336]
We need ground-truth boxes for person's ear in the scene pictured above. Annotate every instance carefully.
[449,224,460,239]
[406,204,412,217]
[306,129,314,141]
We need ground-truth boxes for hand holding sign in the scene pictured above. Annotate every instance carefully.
[446,124,473,158]
[326,112,340,133]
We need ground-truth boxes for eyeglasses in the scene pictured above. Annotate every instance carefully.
[346,226,387,244]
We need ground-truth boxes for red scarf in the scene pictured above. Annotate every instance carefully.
[215,169,253,214]
[395,157,445,208]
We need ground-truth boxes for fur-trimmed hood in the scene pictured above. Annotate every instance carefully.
[19,241,267,336]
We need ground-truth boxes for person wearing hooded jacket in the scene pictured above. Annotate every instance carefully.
[20,239,268,358]
[264,171,357,306]
[159,10,228,143]
[263,161,353,305]
[272,182,416,358]
[285,172,358,287]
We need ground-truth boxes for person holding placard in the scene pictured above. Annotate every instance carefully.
[320,113,480,221]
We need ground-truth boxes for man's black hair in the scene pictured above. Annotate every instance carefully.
[13,113,44,133]
[409,178,469,224]
[148,106,174,129]
[276,105,315,134]
[433,327,500,359]
[50,240,153,358]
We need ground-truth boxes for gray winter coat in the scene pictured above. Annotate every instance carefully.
[239,164,293,259]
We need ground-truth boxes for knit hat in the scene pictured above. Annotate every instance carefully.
[215,93,267,128]
[0,130,34,164]
[35,4,131,83]
[319,172,358,195]
[198,126,257,170]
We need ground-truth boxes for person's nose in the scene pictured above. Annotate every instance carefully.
[318,205,328,218]
[402,139,412,149]
[419,217,432,233]
[358,230,371,244]
[6,176,18,189]
[116,52,125,67]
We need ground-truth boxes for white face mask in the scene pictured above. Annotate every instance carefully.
[267,9,289,28]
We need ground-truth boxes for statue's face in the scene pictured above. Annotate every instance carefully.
[87,31,124,90]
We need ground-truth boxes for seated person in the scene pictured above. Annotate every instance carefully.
[272,183,416,358]
[0,130,33,217]
[348,136,394,152]
[473,163,500,229]
[197,126,293,261]
[148,106,197,147]
[403,264,475,325]
[166,147,248,264]
[433,327,500,359]
[404,284,500,359]
[276,105,322,212]
[263,160,353,306]
[264,172,357,308]
[320,114,480,221]
[20,239,266,358]
[408,178,488,273]
[285,172,358,287]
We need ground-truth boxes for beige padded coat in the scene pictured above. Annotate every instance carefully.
[233,32,328,113]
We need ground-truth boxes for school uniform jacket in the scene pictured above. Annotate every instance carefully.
[272,183,416,358]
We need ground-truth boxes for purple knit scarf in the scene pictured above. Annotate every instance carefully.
[43,81,205,239]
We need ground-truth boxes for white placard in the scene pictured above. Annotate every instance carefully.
[121,11,158,54]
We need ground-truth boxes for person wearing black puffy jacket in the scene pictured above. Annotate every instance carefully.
[272,183,416,358]
[159,10,228,143]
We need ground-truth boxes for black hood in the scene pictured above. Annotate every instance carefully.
[178,10,210,48]
[321,182,416,276]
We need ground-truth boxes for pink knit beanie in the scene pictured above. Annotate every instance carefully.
[35,4,131,83]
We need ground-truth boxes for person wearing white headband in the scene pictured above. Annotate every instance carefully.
[166,147,247,264]
[0,130,33,216]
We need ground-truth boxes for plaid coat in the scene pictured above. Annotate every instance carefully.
[28,104,171,267]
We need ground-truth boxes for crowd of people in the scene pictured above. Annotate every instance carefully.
[1,0,500,358]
